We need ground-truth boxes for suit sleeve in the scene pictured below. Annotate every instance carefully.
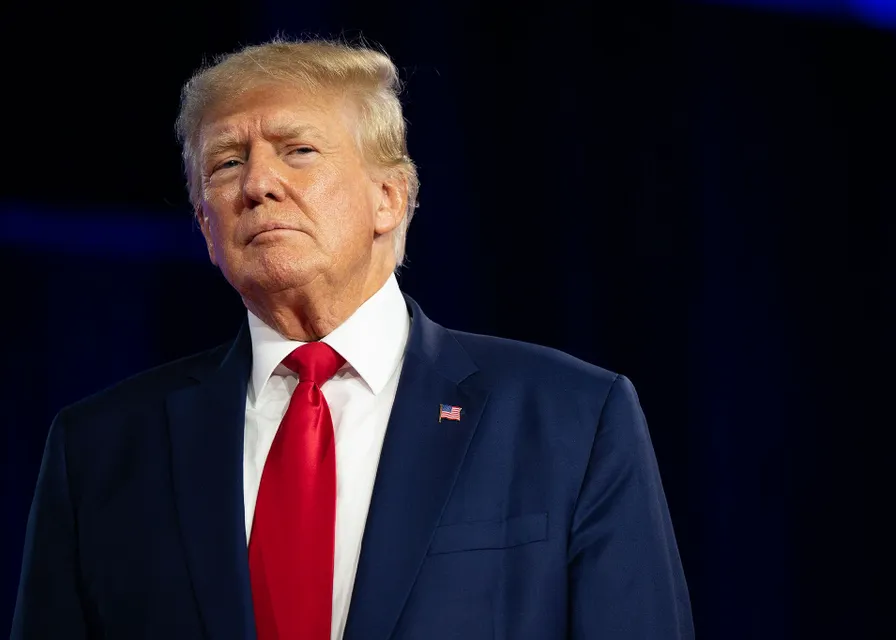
[568,375,694,639]
[11,412,88,639]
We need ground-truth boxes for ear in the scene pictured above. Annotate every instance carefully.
[374,172,408,236]
[196,207,218,266]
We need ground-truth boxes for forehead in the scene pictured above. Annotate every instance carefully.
[198,82,354,149]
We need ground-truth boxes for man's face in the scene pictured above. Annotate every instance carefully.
[196,82,403,300]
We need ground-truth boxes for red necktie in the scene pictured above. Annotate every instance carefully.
[249,342,345,640]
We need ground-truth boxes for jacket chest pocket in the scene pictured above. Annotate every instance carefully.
[427,512,548,555]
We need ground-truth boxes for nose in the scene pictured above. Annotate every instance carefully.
[241,151,286,207]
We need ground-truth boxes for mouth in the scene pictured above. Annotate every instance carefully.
[247,224,302,244]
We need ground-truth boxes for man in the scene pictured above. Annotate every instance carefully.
[12,39,693,639]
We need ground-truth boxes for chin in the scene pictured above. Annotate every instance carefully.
[238,253,324,295]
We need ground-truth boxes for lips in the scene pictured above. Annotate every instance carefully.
[246,222,301,243]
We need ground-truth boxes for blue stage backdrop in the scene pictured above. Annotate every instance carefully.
[2,1,892,637]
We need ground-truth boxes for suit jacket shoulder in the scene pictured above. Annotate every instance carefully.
[447,328,624,414]
[59,338,233,425]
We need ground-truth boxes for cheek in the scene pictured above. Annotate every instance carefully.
[298,170,374,231]
[202,193,241,243]
[297,165,344,204]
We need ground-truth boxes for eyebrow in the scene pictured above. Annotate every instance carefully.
[200,123,328,162]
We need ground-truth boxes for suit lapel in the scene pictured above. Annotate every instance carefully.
[167,324,256,640]
[344,298,489,640]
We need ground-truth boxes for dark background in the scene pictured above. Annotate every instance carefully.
[2,0,893,637]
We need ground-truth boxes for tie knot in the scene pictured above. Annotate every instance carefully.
[282,342,345,386]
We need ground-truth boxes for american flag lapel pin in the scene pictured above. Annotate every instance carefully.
[439,404,462,422]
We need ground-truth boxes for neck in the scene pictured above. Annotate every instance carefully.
[244,263,393,341]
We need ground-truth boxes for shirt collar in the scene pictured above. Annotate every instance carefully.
[247,274,409,403]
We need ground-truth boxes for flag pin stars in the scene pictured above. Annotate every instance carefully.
[439,404,462,422]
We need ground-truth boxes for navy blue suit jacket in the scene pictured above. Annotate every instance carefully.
[12,297,693,639]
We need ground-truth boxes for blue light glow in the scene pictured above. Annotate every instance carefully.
[700,0,896,29]
[0,205,208,262]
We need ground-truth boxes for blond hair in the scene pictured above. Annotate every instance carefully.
[175,37,419,264]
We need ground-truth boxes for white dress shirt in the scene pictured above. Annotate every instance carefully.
[243,274,410,640]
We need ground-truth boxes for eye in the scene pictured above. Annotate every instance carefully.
[290,146,316,155]
[213,159,242,173]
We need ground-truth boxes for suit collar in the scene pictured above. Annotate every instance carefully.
[402,294,479,385]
